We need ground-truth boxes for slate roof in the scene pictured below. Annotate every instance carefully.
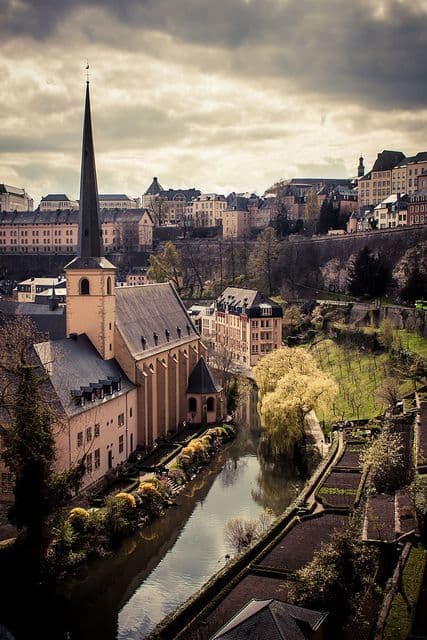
[99,194,133,200]
[115,282,199,360]
[372,150,405,173]
[210,599,328,640]
[216,287,282,315]
[395,151,427,167]
[41,194,73,201]
[0,301,66,340]
[145,177,164,196]
[225,196,250,212]
[160,188,201,202]
[0,209,152,226]
[187,357,221,394]
[34,334,134,417]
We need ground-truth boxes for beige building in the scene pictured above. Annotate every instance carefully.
[99,194,140,209]
[391,152,427,197]
[0,82,221,502]
[0,184,33,212]
[214,287,283,366]
[0,208,153,254]
[15,276,66,303]
[358,150,405,207]
[185,193,227,227]
[143,178,200,225]
[373,194,409,229]
[40,194,79,211]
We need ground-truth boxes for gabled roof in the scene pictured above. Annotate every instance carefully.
[41,194,73,201]
[115,282,198,360]
[145,177,164,196]
[34,334,134,417]
[187,357,221,394]
[210,599,328,640]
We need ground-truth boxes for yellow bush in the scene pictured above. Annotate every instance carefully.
[69,507,90,521]
[115,492,136,508]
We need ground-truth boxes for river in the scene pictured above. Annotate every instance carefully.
[0,387,311,640]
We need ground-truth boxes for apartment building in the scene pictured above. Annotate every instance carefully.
[40,194,79,211]
[373,194,409,229]
[214,287,283,366]
[0,184,33,212]
[15,276,66,303]
[391,152,427,197]
[185,193,227,227]
[0,208,153,253]
[142,178,200,225]
[408,171,427,226]
[358,150,406,207]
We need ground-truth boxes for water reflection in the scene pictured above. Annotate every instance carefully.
[0,383,310,640]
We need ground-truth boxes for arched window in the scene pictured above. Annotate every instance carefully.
[80,278,90,295]
[188,397,197,413]
[206,397,215,412]
[106,276,112,295]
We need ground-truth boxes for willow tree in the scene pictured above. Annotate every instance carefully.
[253,348,337,454]
[0,316,85,575]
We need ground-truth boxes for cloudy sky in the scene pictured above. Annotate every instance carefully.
[1,0,427,206]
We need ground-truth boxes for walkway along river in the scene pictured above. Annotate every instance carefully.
[0,388,315,640]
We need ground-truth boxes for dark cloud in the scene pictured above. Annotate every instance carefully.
[2,0,427,109]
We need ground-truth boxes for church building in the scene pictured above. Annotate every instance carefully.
[0,81,222,500]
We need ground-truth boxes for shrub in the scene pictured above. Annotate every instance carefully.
[168,468,186,485]
[104,495,136,545]
[68,507,90,533]
[115,492,137,509]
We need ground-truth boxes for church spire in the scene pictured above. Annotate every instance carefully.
[78,80,102,258]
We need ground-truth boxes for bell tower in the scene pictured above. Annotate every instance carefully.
[65,79,116,360]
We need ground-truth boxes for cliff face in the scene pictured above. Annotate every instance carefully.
[275,227,427,298]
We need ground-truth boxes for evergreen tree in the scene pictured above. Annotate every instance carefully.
[347,247,391,298]
[400,267,427,303]
[273,207,291,238]
[318,198,339,234]
[0,316,85,574]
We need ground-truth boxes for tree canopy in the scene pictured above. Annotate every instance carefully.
[253,348,338,454]
[347,246,391,298]
[248,227,280,296]
[147,241,183,293]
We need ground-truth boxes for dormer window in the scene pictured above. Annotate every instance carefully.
[165,329,170,342]
[186,324,191,335]
[177,326,181,338]
[153,332,158,346]
[141,336,146,350]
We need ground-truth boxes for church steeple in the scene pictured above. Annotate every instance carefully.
[65,78,116,360]
[78,80,102,258]
[358,156,365,178]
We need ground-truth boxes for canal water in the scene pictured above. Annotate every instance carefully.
[1,388,310,640]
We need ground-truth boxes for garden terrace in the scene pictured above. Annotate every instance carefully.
[317,469,362,510]
[363,492,418,543]
[390,415,414,483]
[258,513,349,573]
[334,445,363,469]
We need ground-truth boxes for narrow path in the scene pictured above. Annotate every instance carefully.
[305,410,327,457]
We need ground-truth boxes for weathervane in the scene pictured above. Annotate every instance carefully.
[85,61,90,84]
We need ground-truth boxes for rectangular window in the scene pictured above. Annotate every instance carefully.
[119,435,124,453]
[86,453,93,474]
[86,426,92,442]
[94,423,100,438]
[118,413,125,426]
[94,449,100,469]
[77,431,83,448]
[129,407,133,418]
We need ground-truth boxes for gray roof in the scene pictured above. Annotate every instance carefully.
[145,177,164,196]
[0,301,66,340]
[0,184,26,196]
[187,357,221,394]
[99,194,133,200]
[225,196,250,212]
[372,150,405,172]
[211,599,327,640]
[65,256,116,271]
[34,334,134,417]
[0,209,152,226]
[115,282,199,360]
[160,188,201,202]
[41,194,72,201]
[217,287,282,312]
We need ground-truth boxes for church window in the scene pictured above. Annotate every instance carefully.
[107,277,112,295]
[207,397,215,412]
[80,278,90,295]
[189,397,197,413]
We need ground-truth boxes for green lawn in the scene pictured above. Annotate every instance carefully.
[396,330,427,359]
[312,339,414,424]
[384,545,427,640]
